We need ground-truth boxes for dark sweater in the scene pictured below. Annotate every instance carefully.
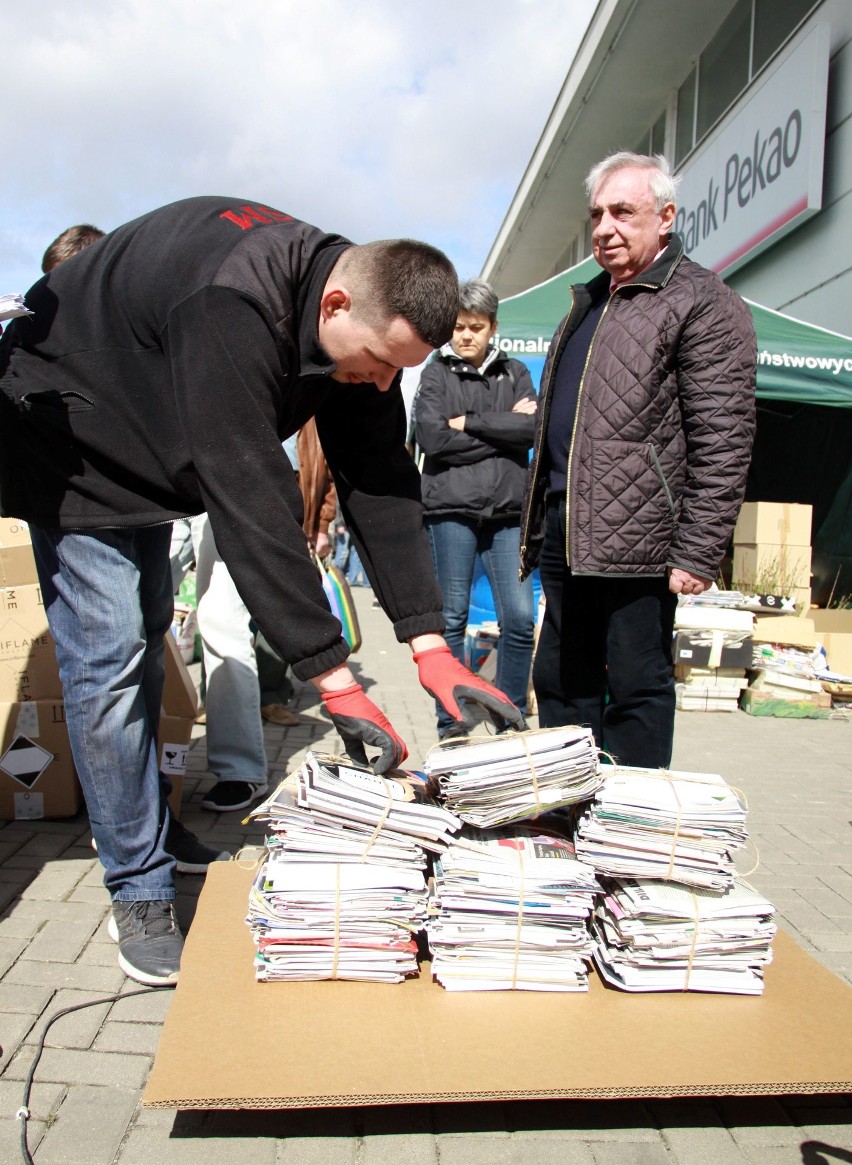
[0,196,444,679]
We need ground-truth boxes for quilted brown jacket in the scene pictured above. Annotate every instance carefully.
[520,235,756,582]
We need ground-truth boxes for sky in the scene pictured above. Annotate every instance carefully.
[1,0,597,296]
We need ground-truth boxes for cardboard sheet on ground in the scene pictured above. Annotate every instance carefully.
[144,862,852,1109]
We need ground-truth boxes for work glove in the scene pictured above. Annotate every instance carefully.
[413,645,527,735]
[321,683,409,774]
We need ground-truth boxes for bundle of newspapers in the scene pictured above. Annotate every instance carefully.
[244,752,461,982]
[591,877,776,995]
[574,766,748,891]
[428,827,600,991]
[424,725,604,829]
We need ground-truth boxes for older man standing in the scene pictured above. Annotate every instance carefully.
[521,152,756,768]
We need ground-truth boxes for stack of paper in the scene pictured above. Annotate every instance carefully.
[574,766,748,891]
[675,666,749,712]
[591,877,776,995]
[428,827,600,991]
[424,726,603,829]
[244,753,461,982]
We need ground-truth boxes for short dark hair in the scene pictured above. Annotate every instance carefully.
[42,224,105,273]
[335,240,459,349]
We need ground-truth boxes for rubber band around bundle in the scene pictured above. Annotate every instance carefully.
[359,776,396,861]
[511,847,525,990]
[331,863,341,980]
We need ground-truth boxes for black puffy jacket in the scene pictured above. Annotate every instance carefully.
[520,236,756,581]
[415,346,535,521]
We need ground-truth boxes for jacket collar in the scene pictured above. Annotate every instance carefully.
[439,342,504,376]
[296,241,352,378]
[612,233,685,293]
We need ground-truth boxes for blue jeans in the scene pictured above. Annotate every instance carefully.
[533,494,677,767]
[30,526,176,902]
[426,516,534,732]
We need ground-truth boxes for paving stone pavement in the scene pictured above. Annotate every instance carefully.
[1,586,850,1163]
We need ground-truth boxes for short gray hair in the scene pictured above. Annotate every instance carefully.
[458,278,498,321]
[585,152,679,212]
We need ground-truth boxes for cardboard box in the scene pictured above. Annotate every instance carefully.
[740,687,831,719]
[162,631,199,719]
[751,616,816,650]
[817,631,852,678]
[0,699,82,819]
[464,623,499,674]
[734,502,812,547]
[144,863,852,1109]
[673,632,753,670]
[810,608,852,634]
[0,518,39,587]
[732,544,811,593]
[158,713,193,819]
[0,584,63,702]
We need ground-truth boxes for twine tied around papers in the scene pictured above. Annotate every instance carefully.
[234,845,266,870]
[517,733,543,818]
[512,847,526,990]
[359,776,396,862]
[331,863,341,980]
[683,890,702,991]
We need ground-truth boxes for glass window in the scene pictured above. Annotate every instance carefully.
[651,111,667,157]
[753,0,815,72]
[696,0,751,140]
[675,68,696,165]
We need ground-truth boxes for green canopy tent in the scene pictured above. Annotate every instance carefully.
[495,260,852,604]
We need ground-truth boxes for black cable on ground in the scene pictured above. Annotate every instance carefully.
[15,984,176,1165]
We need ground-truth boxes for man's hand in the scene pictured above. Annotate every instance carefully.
[314,530,330,559]
[668,567,713,596]
[320,683,408,773]
[512,398,537,415]
[412,643,526,734]
[448,415,466,431]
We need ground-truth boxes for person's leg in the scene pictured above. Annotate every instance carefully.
[478,520,534,716]
[190,516,268,804]
[425,517,478,735]
[602,576,677,768]
[168,518,195,593]
[30,526,175,901]
[532,495,608,741]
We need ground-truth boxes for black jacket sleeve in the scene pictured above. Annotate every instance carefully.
[163,286,350,681]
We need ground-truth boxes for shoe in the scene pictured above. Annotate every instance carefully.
[166,818,231,873]
[200,779,269,812]
[260,703,299,726]
[109,900,183,986]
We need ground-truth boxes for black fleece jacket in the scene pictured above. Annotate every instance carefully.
[0,196,444,679]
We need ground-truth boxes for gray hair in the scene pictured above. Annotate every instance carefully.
[458,278,498,322]
[585,152,679,212]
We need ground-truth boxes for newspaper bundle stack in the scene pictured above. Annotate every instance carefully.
[574,766,748,891]
[428,827,600,991]
[675,666,749,712]
[245,753,461,983]
[424,726,603,829]
[591,877,776,995]
[0,292,32,322]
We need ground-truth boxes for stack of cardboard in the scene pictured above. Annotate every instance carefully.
[0,518,199,819]
[811,608,852,706]
[0,519,81,819]
[743,615,830,718]
[732,502,812,613]
[673,604,753,713]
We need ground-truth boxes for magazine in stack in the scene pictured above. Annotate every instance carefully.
[591,877,776,995]
[574,766,748,891]
[428,826,600,991]
[244,752,461,983]
[424,725,604,829]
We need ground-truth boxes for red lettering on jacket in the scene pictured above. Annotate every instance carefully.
[219,205,293,230]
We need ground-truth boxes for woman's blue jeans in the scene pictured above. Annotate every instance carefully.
[30,525,176,902]
[426,516,534,733]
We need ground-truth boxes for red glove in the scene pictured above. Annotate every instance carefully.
[321,683,408,773]
[413,645,526,734]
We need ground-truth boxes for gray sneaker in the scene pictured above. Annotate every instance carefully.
[111,900,183,986]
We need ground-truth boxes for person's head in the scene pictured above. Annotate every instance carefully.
[319,240,459,391]
[584,152,677,283]
[451,278,499,368]
[41,224,105,273]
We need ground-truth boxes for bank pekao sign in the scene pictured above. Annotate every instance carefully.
[675,22,829,277]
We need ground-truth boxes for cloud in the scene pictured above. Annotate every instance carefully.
[1,0,595,291]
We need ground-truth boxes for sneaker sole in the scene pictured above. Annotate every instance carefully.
[200,788,268,812]
[116,949,180,986]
